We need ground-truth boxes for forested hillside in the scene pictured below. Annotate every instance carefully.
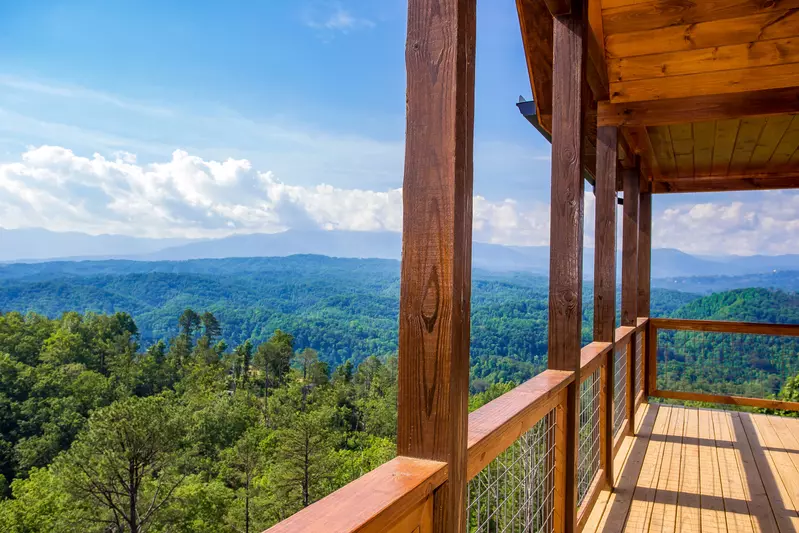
[0,257,798,531]
[0,256,697,379]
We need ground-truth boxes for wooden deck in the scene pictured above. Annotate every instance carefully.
[584,404,799,533]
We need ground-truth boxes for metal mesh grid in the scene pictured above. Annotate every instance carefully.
[467,409,557,533]
[634,331,643,398]
[577,367,601,505]
[613,344,628,436]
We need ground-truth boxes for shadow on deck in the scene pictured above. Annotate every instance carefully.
[584,404,799,533]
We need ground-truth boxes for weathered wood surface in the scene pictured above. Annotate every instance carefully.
[620,165,638,327]
[580,341,613,379]
[398,0,476,530]
[265,457,447,533]
[637,192,651,317]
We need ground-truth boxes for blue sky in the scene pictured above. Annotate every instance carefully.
[0,0,795,255]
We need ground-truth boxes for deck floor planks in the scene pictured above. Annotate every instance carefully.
[739,413,799,532]
[583,403,656,533]
[676,407,701,533]
[648,406,685,533]
[726,413,780,533]
[712,410,755,533]
[623,406,673,532]
[699,408,728,533]
[585,409,799,533]
[751,414,799,514]
[763,416,799,513]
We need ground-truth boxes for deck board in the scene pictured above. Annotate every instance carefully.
[584,408,799,533]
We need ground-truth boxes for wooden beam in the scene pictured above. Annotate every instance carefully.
[602,0,799,36]
[598,88,799,128]
[620,164,639,327]
[637,192,651,317]
[609,37,799,84]
[649,318,799,337]
[653,389,799,412]
[594,124,617,490]
[398,0,475,531]
[265,457,447,533]
[652,173,799,194]
[548,0,587,529]
[610,62,799,104]
[517,0,554,133]
[605,8,799,59]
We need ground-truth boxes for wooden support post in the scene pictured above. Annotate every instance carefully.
[621,167,639,327]
[621,165,639,436]
[638,192,652,402]
[548,0,587,529]
[398,1,476,531]
[637,192,651,318]
[594,125,617,490]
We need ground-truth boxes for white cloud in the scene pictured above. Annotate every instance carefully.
[303,3,375,33]
[0,145,549,243]
[653,192,799,255]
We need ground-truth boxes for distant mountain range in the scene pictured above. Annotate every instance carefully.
[2,227,798,279]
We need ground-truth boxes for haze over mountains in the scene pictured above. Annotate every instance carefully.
[2,227,799,279]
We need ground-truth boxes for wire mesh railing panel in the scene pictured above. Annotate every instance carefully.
[635,331,643,398]
[467,409,557,533]
[656,328,799,400]
[613,344,627,436]
[577,367,601,505]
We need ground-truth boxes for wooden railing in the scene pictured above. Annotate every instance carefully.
[265,320,651,533]
[648,318,799,411]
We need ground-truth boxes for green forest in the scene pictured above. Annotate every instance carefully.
[0,257,798,532]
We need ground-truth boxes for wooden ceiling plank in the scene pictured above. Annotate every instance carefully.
[609,37,799,84]
[611,63,799,103]
[669,123,694,179]
[729,118,767,174]
[712,119,741,177]
[517,0,554,134]
[693,121,717,178]
[598,88,799,127]
[602,0,799,36]
[588,0,610,99]
[749,115,794,169]
[605,9,799,58]
[768,116,799,170]
[653,173,799,194]
[647,126,677,177]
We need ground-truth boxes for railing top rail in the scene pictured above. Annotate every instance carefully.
[580,341,612,380]
[650,318,799,337]
[264,456,446,533]
[615,325,636,345]
[467,368,574,480]
[636,317,649,330]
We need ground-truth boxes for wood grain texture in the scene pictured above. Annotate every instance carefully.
[609,37,799,83]
[602,0,799,36]
[598,89,799,127]
[620,165,639,327]
[549,3,588,528]
[605,8,799,58]
[398,1,475,530]
[593,126,618,345]
[650,318,799,336]
[615,325,636,345]
[517,0,554,134]
[580,341,613,379]
[646,322,656,400]
[610,62,799,104]
[600,347,614,490]
[466,369,574,479]
[637,192,651,318]
[265,456,447,533]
